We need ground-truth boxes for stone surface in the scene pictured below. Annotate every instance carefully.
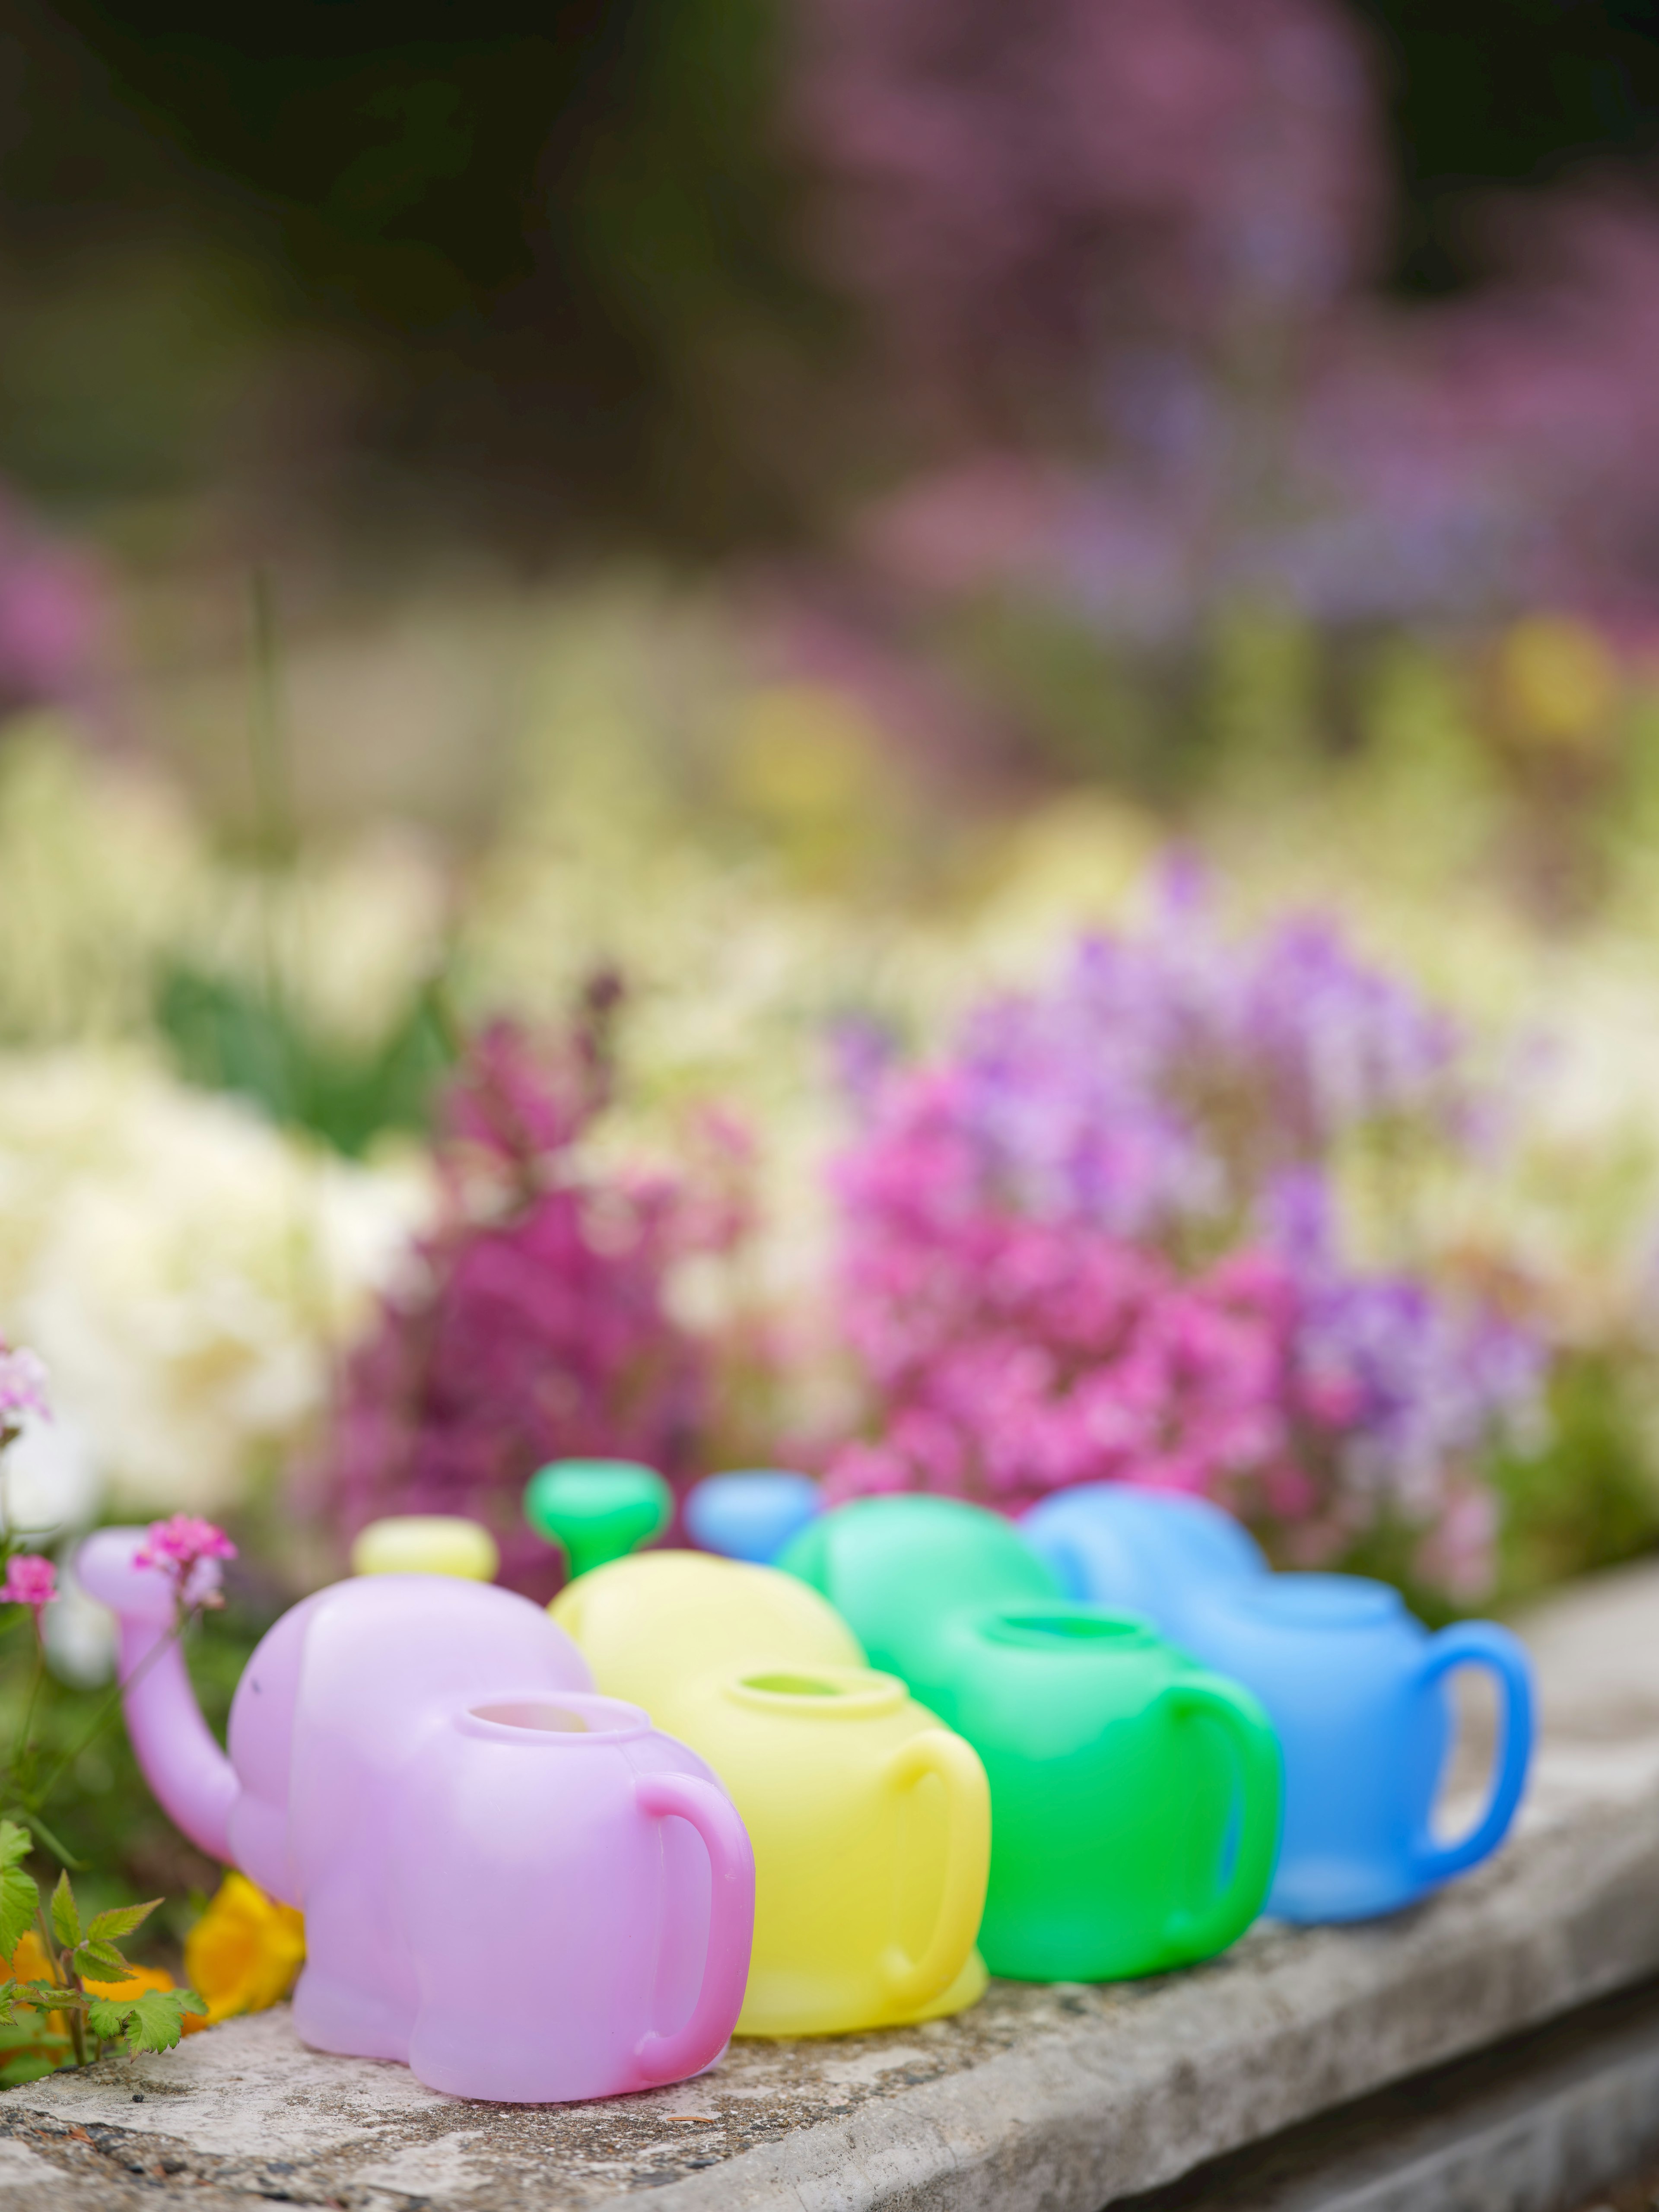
[3,1560,1659,2210]
[1127,1976,1659,2212]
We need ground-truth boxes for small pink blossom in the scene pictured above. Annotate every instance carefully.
[135,1515,237,1608]
[0,1341,48,1427]
[1,1552,57,1623]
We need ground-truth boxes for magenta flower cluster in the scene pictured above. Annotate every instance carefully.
[313,1019,743,1597]
[826,888,1542,1594]
[135,1513,238,1611]
[0,1552,57,1625]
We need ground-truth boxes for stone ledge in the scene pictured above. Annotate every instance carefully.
[5,1559,1659,2212]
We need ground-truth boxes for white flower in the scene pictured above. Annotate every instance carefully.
[0,1050,432,1515]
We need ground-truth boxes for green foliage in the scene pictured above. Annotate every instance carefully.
[1494,1349,1659,1604]
[0,1868,204,2063]
[86,1987,206,2056]
[0,1821,38,1957]
[0,1979,61,2024]
[0,1591,267,1911]
[156,960,454,1156]
[48,1869,79,1948]
[0,1585,270,2074]
[87,1901,162,1943]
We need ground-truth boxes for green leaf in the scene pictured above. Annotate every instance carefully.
[86,1901,161,1944]
[0,1860,38,1960]
[48,1872,79,1950]
[88,1989,195,2055]
[178,1988,207,2018]
[0,1978,65,2027]
[77,1942,133,1977]
[83,1997,129,2042]
[0,1822,30,1873]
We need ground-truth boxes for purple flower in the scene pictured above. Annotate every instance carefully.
[826,893,1543,1594]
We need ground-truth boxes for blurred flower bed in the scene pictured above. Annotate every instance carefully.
[3,580,1659,1630]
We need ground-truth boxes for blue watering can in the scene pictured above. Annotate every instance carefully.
[685,1471,822,1565]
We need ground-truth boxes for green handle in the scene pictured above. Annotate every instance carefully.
[524,1460,673,1580]
[1157,1674,1283,1964]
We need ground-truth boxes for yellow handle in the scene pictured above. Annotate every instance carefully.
[877,1730,991,2011]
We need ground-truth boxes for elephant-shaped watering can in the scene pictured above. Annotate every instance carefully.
[77,1529,755,2102]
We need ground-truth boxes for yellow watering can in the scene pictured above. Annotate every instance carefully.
[550,1552,991,2035]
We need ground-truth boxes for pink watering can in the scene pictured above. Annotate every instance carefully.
[77,1529,756,2103]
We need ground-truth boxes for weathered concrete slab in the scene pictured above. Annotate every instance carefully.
[1125,1976,1659,2212]
[4,1559,1659,2211]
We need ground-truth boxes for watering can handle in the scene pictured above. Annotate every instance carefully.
[1158,1675,1284,1962]
[878,1730,992,2012]
[1408,1621,1535,1888]
[632,1773,756,2084]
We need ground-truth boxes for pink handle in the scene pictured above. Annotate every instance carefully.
[632,1773,756,2084]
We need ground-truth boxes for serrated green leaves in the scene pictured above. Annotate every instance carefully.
[0,1869,37,1961]
[83,1996,130,2042]
[0,1824,38,1961]
[79,1943,133,1977]
[48,1872,79,1950]
[86,1901,160,1944]
[87,1987,200,2055]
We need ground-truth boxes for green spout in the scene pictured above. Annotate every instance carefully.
[524,1459,674,1580]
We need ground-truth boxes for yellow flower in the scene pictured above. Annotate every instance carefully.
[3,1931,68,2064]
[185,1875,305,2024]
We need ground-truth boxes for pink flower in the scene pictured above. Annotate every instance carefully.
[135,1516,237,1608]
[1,1552,57,1623]
[0,1341,48,1427]
[307,1017,727,1599]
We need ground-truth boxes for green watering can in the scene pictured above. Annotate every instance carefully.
[780,1495,1283,1981]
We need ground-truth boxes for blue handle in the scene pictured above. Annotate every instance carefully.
[1409,1621,1534,1888]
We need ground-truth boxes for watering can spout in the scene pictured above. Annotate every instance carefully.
[524,1461,673,1582]
[76,1528,238,1864]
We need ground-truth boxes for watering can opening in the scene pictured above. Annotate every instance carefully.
[729,1668,908,1718]
[472,1699,592,1733]
[981,1607,1159,1652]
[462,1691,652,1743]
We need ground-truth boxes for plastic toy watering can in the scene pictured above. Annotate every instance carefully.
[685,1471,821,1564]
[1020,1484,1267,1641]
[1173,1573,1535,1922]
[1012,1488,1536,1919]
[779,1495,1062,1688]
[665,1663,990,2035]
[78,1529,754,2102]
[781,1497,1282,1980]
[350,1515,500,1581]
[524,1459,674,1579]
[549,1549,864,1710]
[552,1551,992,2034]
